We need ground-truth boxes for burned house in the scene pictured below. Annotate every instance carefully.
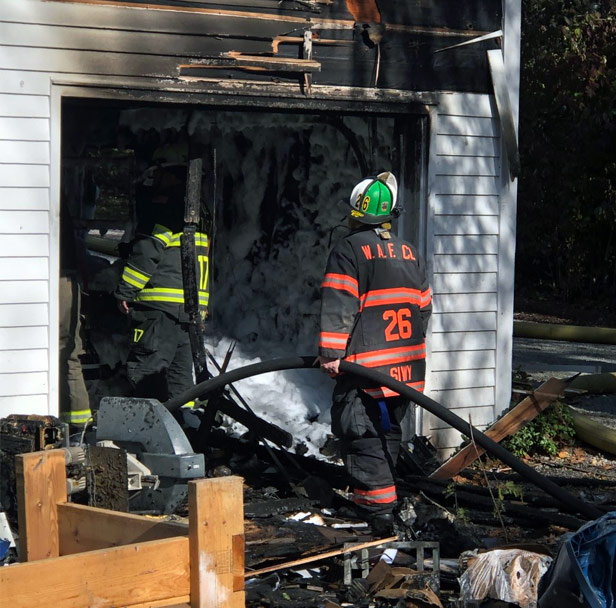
[0,0,521,455]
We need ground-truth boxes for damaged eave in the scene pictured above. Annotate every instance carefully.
[43,0,495,39]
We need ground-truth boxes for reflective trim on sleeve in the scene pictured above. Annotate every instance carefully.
[121,265,151,289]
[321,273,359,298]
[319,331,349,350]
[151,224,173,246]
[165,232,209,248]
[420,287,432,308]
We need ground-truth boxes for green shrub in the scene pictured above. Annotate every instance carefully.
[503,402,576,457]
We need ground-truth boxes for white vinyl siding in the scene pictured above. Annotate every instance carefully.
[424,93,503,453]
[0,0,520,441]
[0,53,51,415]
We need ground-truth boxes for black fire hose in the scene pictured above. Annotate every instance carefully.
[165,356,603,521]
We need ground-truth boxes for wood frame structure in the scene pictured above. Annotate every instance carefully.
[0,449,245,608]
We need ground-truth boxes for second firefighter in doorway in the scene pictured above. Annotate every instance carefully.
[115,162,209,406]
[317,171,432,533]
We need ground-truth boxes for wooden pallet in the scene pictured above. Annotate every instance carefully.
[0,449,245,608]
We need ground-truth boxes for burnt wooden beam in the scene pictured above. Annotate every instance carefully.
[184,52,321,73]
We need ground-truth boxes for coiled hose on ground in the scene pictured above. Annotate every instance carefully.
[165,356,603,521]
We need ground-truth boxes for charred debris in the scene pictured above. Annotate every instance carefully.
[2,366,616,608]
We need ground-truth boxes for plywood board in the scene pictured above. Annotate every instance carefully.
[58,503,188,555]
[0,537,191,608]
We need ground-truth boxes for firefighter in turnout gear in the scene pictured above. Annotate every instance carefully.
[115,162,210,404]
[317,171,432,532]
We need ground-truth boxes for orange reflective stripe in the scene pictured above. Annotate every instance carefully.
[319,331,349,349]
[364,382,425,399]
[353,485,397,504]
[322,273,359,298]
[359,287,424,309]
[346,344,426,367]
[420,287,432,308]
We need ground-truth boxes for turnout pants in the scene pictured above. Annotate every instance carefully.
[126,309,194,403]
[59,274,92,426]
[331,378,410,514]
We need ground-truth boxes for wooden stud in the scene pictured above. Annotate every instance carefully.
[188,476,245,608]
[430,377,567,480]
[16,449,67,562]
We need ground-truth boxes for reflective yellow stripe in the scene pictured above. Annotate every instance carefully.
[122,266,150,288]
[151,224,172,246]
[122,274,145,289]
[164,232,209,248]
[61,409,93,424]
[181,401,196,409]
[135,288,209,305]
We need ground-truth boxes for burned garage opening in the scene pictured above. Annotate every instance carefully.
[59,96,428,457]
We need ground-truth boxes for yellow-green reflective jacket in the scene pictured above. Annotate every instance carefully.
[115,223,210,322]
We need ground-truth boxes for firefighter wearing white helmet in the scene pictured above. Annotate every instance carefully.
[317,171,432,534]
